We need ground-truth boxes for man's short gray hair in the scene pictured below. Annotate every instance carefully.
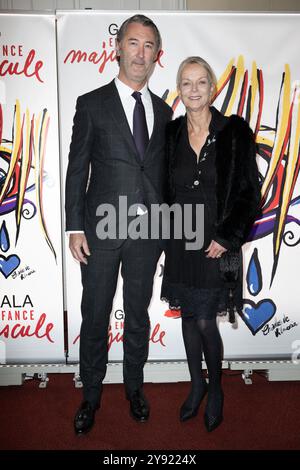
[117,14,162,52]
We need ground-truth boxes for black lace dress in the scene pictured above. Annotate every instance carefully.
[161,108,233,320]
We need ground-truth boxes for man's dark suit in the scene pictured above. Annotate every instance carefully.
[65,80,172,407]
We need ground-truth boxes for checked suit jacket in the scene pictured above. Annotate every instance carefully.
[65,80,173,249]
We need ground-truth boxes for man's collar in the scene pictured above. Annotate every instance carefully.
[115,77,150,100]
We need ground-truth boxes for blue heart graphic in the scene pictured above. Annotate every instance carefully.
[241,299,276,335]
[0,254,21,278]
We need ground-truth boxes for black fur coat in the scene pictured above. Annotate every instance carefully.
[165,111,261,321]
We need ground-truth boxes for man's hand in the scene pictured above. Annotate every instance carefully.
[69,233,91,264]
[205,240,227,258]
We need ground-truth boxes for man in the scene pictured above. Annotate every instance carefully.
[65,14,172,435]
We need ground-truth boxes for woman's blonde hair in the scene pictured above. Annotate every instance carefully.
[176,56,217,97]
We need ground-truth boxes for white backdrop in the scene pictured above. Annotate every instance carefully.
[57,11,300,362]
[0,13,65,363]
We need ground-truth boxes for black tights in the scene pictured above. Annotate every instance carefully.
[182,316,223,414]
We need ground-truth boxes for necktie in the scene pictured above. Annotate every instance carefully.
[132,91,149,159]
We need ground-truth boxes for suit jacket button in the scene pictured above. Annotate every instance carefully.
[140,166,144,171]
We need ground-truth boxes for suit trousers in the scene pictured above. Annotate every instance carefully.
[79,235,162,408]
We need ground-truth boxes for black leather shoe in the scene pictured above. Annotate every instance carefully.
[180,381,208,422]
[74,401,99,435]
[204,390,224,432]
[127,389,150,422]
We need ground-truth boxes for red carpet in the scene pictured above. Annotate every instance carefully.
[1,371,300,450]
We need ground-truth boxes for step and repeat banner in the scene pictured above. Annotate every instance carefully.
[57,11,300,362]
[0,14,65,363]
[1,11,300,364]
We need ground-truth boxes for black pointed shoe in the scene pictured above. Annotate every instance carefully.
[127,389,150,422]
[204,390,224,432]
[180,381,208,422]
[74,401,99,435]
[204,412,223,432]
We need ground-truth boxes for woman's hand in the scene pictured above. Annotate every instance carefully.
[205,240,227,258]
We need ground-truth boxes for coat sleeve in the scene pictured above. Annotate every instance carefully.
[215,121,261,250]
[65,96,94,231]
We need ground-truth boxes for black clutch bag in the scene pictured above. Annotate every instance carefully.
[219,250,242,324]
[219,250,241,284]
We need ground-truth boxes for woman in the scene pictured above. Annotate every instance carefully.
[161,57,261,432]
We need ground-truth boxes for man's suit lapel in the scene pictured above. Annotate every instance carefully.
[144,92,164,162]
[103,81,140,163]
[103,81,165,164]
